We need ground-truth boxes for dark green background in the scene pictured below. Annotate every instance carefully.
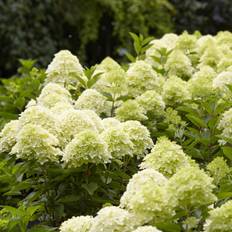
[0,0,231,77]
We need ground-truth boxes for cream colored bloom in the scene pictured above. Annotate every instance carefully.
[101,125,134,159]
[11,124,62,164]
[115,100,147,122]
[204,200,232,232]
[188,66,216,99]
[207,157,230,184]
[167,166,217,210]
[59,109,97,144]
[0,120,20,153]
[120,169,171,224]
[165,50,193,79]
[213,71,232,92]
[218,108,232,143]
[133,226,162,232]
[93,57,127,97]
[37,83,72,108]
[18,105,61,137]
[75,89,107,115]
[136,90,165,116]
[46,50,84,85]
[162,76,191,105]
[60,215,93,232]
[140,137,192,177]
[126,61,163,97]
[90,206,137,232]
[122,120,153,157]
[63,130,111,168]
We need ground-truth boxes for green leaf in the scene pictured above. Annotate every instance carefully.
[134,40,141,55]
[26,205,42,217]
[156,222,181,232]
[139,33,144,41]
[186,114,207,128]
[125,52,136,62]
[141,43,153,53]
[217,191,232,200]
[82,182,98,195]
[186,147,204,160]
[4,180,32,196]
[0,112,18,119]
[28,225,56,232]
[102,92,114,101]
[129,32,141,55]
[141,36,154,46]
[151,55,161,63]
[87,72,103,88]
[129,32,139,43]
[58,195,80,203]
[73,74,87,89]
[226,84,232,93]
[14,97,25,110]
[222,146,232,160]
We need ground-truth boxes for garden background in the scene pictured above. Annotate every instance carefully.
[0,0,232,77]
[0,1,232,232]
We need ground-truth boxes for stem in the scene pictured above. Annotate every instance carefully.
[111,100,115,117]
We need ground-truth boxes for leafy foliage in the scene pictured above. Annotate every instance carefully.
[0,60,45,129]
[171,0,232,34]
[1,31,232,231]
[0,0,174,76]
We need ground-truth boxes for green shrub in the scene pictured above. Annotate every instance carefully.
[0,31,232,231]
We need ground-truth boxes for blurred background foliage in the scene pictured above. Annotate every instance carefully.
[0,0,232,77]
[1,0,231,77]
[171,0,232,34]
[0,0,174,77]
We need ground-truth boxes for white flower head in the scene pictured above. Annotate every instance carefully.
[11,124,62,164]
[63,130,111,168]
[37,83,72,108]
[90,206,137,232]
[0,120,20,153]
[120,169,172,224]
[60,215,93,232]
[75,89,107,115]
[133,226,162,232]
[46,50,84,85]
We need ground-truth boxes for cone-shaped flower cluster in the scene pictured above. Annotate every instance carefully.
[204,200,232,232]
[140,137,193,177]
[0,51,153,167]
[60,138,217,232]
[1,31,232,232]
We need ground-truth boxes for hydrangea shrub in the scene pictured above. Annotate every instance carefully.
[0,31,232,231]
